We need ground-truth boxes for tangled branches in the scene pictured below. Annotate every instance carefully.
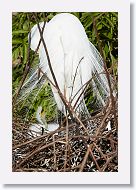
[12,99,118,172]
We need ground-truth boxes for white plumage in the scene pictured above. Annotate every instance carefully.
[20,13,113,135]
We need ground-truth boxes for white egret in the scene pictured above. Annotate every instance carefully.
[28,106,59,137]
[20,13,114,134]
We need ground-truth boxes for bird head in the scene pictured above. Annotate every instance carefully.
[28,22,47,52]
[36,106,46,125]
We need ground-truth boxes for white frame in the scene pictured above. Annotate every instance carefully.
[0,0,130,184]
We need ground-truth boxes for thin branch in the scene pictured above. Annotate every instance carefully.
[79,144,92,172]
[14,137,65,171]
[33,13,75,121]
[92,14,118,130]
[64,114,69,171]
[101,152,117,171]
[88,145,102,172]
[13,16,46,106]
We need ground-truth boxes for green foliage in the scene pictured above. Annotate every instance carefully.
[12,12,118,121]
[19,83,57,122]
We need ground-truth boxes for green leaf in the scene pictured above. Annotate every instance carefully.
[23,21,29,30]
[107,32,112,39]
[104,44,109,57]
[23,44,28,64]
[102,21,110,28]
[47,13,54,20]
[97,23,102,30]
[12,39,23,44]
[105,17,114,28]
[12,30,29,35]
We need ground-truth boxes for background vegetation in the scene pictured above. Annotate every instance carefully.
[12,12,118,122]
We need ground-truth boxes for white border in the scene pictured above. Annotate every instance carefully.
[0,0,130,184]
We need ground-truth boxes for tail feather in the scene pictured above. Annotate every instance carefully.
[15,67,46,106]
[88,42,114,106]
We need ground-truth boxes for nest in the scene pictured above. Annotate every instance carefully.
[12,99,118,172]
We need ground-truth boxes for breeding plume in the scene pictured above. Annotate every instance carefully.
[18,13,112,134]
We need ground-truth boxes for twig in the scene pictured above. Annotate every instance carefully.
[79,144,92,172]
[93,143,107,160]
[53,134,57,170]
[95,104,111,137]
[14,137,65,170]
[13,15,46,106]
[64,115,69,171]
[92,14,118,130]
[13,14,31,106]
[101,152,117,171]
[88,145,102,172]
[12,123,76,150]
[70,56,84,100]
[33,12,75,121]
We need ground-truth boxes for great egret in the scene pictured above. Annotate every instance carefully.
[19,13,114,134]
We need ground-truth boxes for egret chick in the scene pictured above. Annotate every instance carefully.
[28,106,59,138]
